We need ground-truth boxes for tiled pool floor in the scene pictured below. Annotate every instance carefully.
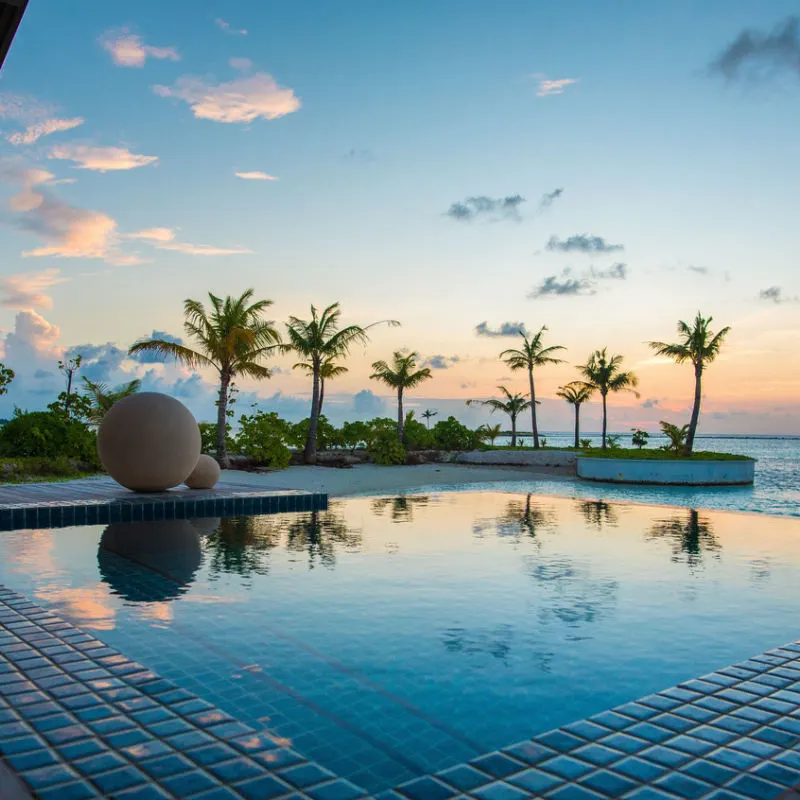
[1,584,799,799]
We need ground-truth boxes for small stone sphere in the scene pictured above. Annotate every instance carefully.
[98,392,201,492]
[184,454,221,490]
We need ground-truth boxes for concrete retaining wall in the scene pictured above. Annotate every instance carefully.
[576,457,755,486]
[455,450,577,469]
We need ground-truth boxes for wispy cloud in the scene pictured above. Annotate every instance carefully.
[0,92,84,145]
[546,234,624,254]
[539,188,563,210]
[215,18,248,36]
[0,269,66,310]
[642,398,660,409]
[446,195,525,222]
[235,171,278,181]
[422,354,460,370]
[475,321,530,338]
[153,67,301,123]
[529,263,628,298]
[710,16,800,80]
[530,74,579,97]
[48,145,158,172]
[99,28,180,67]
[759,286,799,304]
[125,227,252,256]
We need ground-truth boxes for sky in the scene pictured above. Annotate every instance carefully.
[0,1,799,434]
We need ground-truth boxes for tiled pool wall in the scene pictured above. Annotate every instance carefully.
[2,584,800,799]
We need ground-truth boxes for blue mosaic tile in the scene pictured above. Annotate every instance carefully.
[471,752,526,779]
[396,775,456,799]
[19,762,80,789]
[207,756,265,783]
[471,782,531,800]
[437,763,492,791]
[536,729,587,752]
[502,740,555,765]
[639,745,692,768]
[36,780,100,799]
[580,768,639,797]
[507,767,563,793]
[546,784,606,800]
[725,774,785,799]
[573,743,625,767]
[627,723,674,744]
[682,758,739,786]
[305,778,367,799]
[160,768,221,797]
[114,784,173,800]
[73,750,128,776]
[280,760,339,788]
[753,760,800,787]
[539,755,594,780]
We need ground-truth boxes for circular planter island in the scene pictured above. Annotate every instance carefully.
[577,455,755,486]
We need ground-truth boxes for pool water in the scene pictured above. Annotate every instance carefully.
[0,492,798,792]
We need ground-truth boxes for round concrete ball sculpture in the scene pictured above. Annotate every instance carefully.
[98,392,202,492]
[185,454,221,490]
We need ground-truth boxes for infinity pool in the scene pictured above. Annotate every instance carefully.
[0,491,798,791]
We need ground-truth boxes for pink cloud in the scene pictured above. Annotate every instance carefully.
[48,144,159,172]
[0,269,66,311]
[235,171,278,181]
[0,91,84,145]
[530,74,579,97]
[215,18,248,36]
[99,29,180,67]
[125,227,252,255]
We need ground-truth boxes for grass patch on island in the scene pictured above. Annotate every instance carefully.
[0,457,102,485]
[576,448,752,461]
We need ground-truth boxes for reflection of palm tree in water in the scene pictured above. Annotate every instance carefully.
[286,507,362,569]
[472,494,557,547]
[204,517,281,582]
[370,495,430,523]
[647,509,720,568]
[578,500,620,530]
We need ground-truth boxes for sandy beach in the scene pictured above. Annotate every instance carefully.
[220,462,572,497]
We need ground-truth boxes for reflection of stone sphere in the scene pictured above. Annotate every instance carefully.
[97,393,201,492]
[98,520,202,602]
[185,454,221,489]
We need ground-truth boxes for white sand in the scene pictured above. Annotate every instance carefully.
[221,463,572,497]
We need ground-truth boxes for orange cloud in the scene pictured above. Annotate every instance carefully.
[0,268,66,310]
[99,28,180,67]
[235,171,278,181]
[125,227,175,242]
[154,71,300,123]
[126,227,252,256]
[0,91,84,145]
[49,144,158,172]
[8,117,84,146]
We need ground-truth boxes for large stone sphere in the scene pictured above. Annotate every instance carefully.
[98,392,201,492]
[98,520,202,602]
[185,454,221,490]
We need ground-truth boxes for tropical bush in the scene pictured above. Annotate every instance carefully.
[0,409,99,466]
[287,415,337,451]
[236,411,292,469]
[198,422,234,455]
[403,416,435,450]
[579,438,593,449]
[631,428,649,449]
[432,416,478,451]
[368,428,407,465]
[660,421,689,455]
[339,420,370,452]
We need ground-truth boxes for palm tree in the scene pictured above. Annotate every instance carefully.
[578,348,639,450]
[478,422,503,446]
[370,351,433,442]
[556,382,594,448]
[294,356,348,416]
[648,313,731,454]
[284,303,399,464]
[82,377,141,425]
[129,290,281,468]
[500,327,565,448]
[467,386,533,447]
[421,409,438,428]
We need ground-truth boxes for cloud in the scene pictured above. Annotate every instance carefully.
[0,269,65,310]
[3,310,61,365]
[128,330,184,363]
[423,354,460,370]
[530,271,595,298]
[342,148,375,162]
[124,227,252,256]
[546,234,624,254]
[759,286,799,304]
[0,91,85,145]
[153,70,301,124]
[215,18,248,36]
[235,171,278,181]
[530,74,579,97]
[710,16,800,80]
[228,57,253,73]
[687,265,710,275]
[64,342,127,382]
[592,262,627,280]
[352,389,385,417]
[99,29,180,67]
[475,321,530,338]
[539,188,563,210]
[48,145,158,172]
[445,194,525,222]
[642,398,660,409]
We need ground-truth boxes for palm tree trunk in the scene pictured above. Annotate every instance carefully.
[687,365,702,454]
[528,369,540,448]
[304,361,321,465]
[318,379,325,416]
[574,404,580,449]
[397,388,404,443]
[601,392,608,450]
[510,413,517,447]
[216,372,230,468]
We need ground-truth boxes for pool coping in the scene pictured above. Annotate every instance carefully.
[1,585,799,798]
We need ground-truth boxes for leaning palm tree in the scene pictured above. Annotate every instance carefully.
[294,356,348,416]
[82,377,141,425]
[467,386,532,447]
[285,303,399,464]
[578,348,639,450]
[556,381,594,448]
[500,326,565,448]
[478,422,503,446]
[370,351,433,442]
[421,409,438,429]
[129,290,281,468]
[648,313,731,454]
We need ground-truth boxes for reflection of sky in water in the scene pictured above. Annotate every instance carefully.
[0,493,798,792]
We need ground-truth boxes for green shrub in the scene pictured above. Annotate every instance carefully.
[339,420,370,451]
[198,422,234,455]
[432,416,478,450]
[0,409,99,466]
[579,438,593,449]
[660,421,689,455]
[368,428,406,465]
[631,428,649,449]
[403,417,434,450]
[236,411,292,469]
[287,415,337,451]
